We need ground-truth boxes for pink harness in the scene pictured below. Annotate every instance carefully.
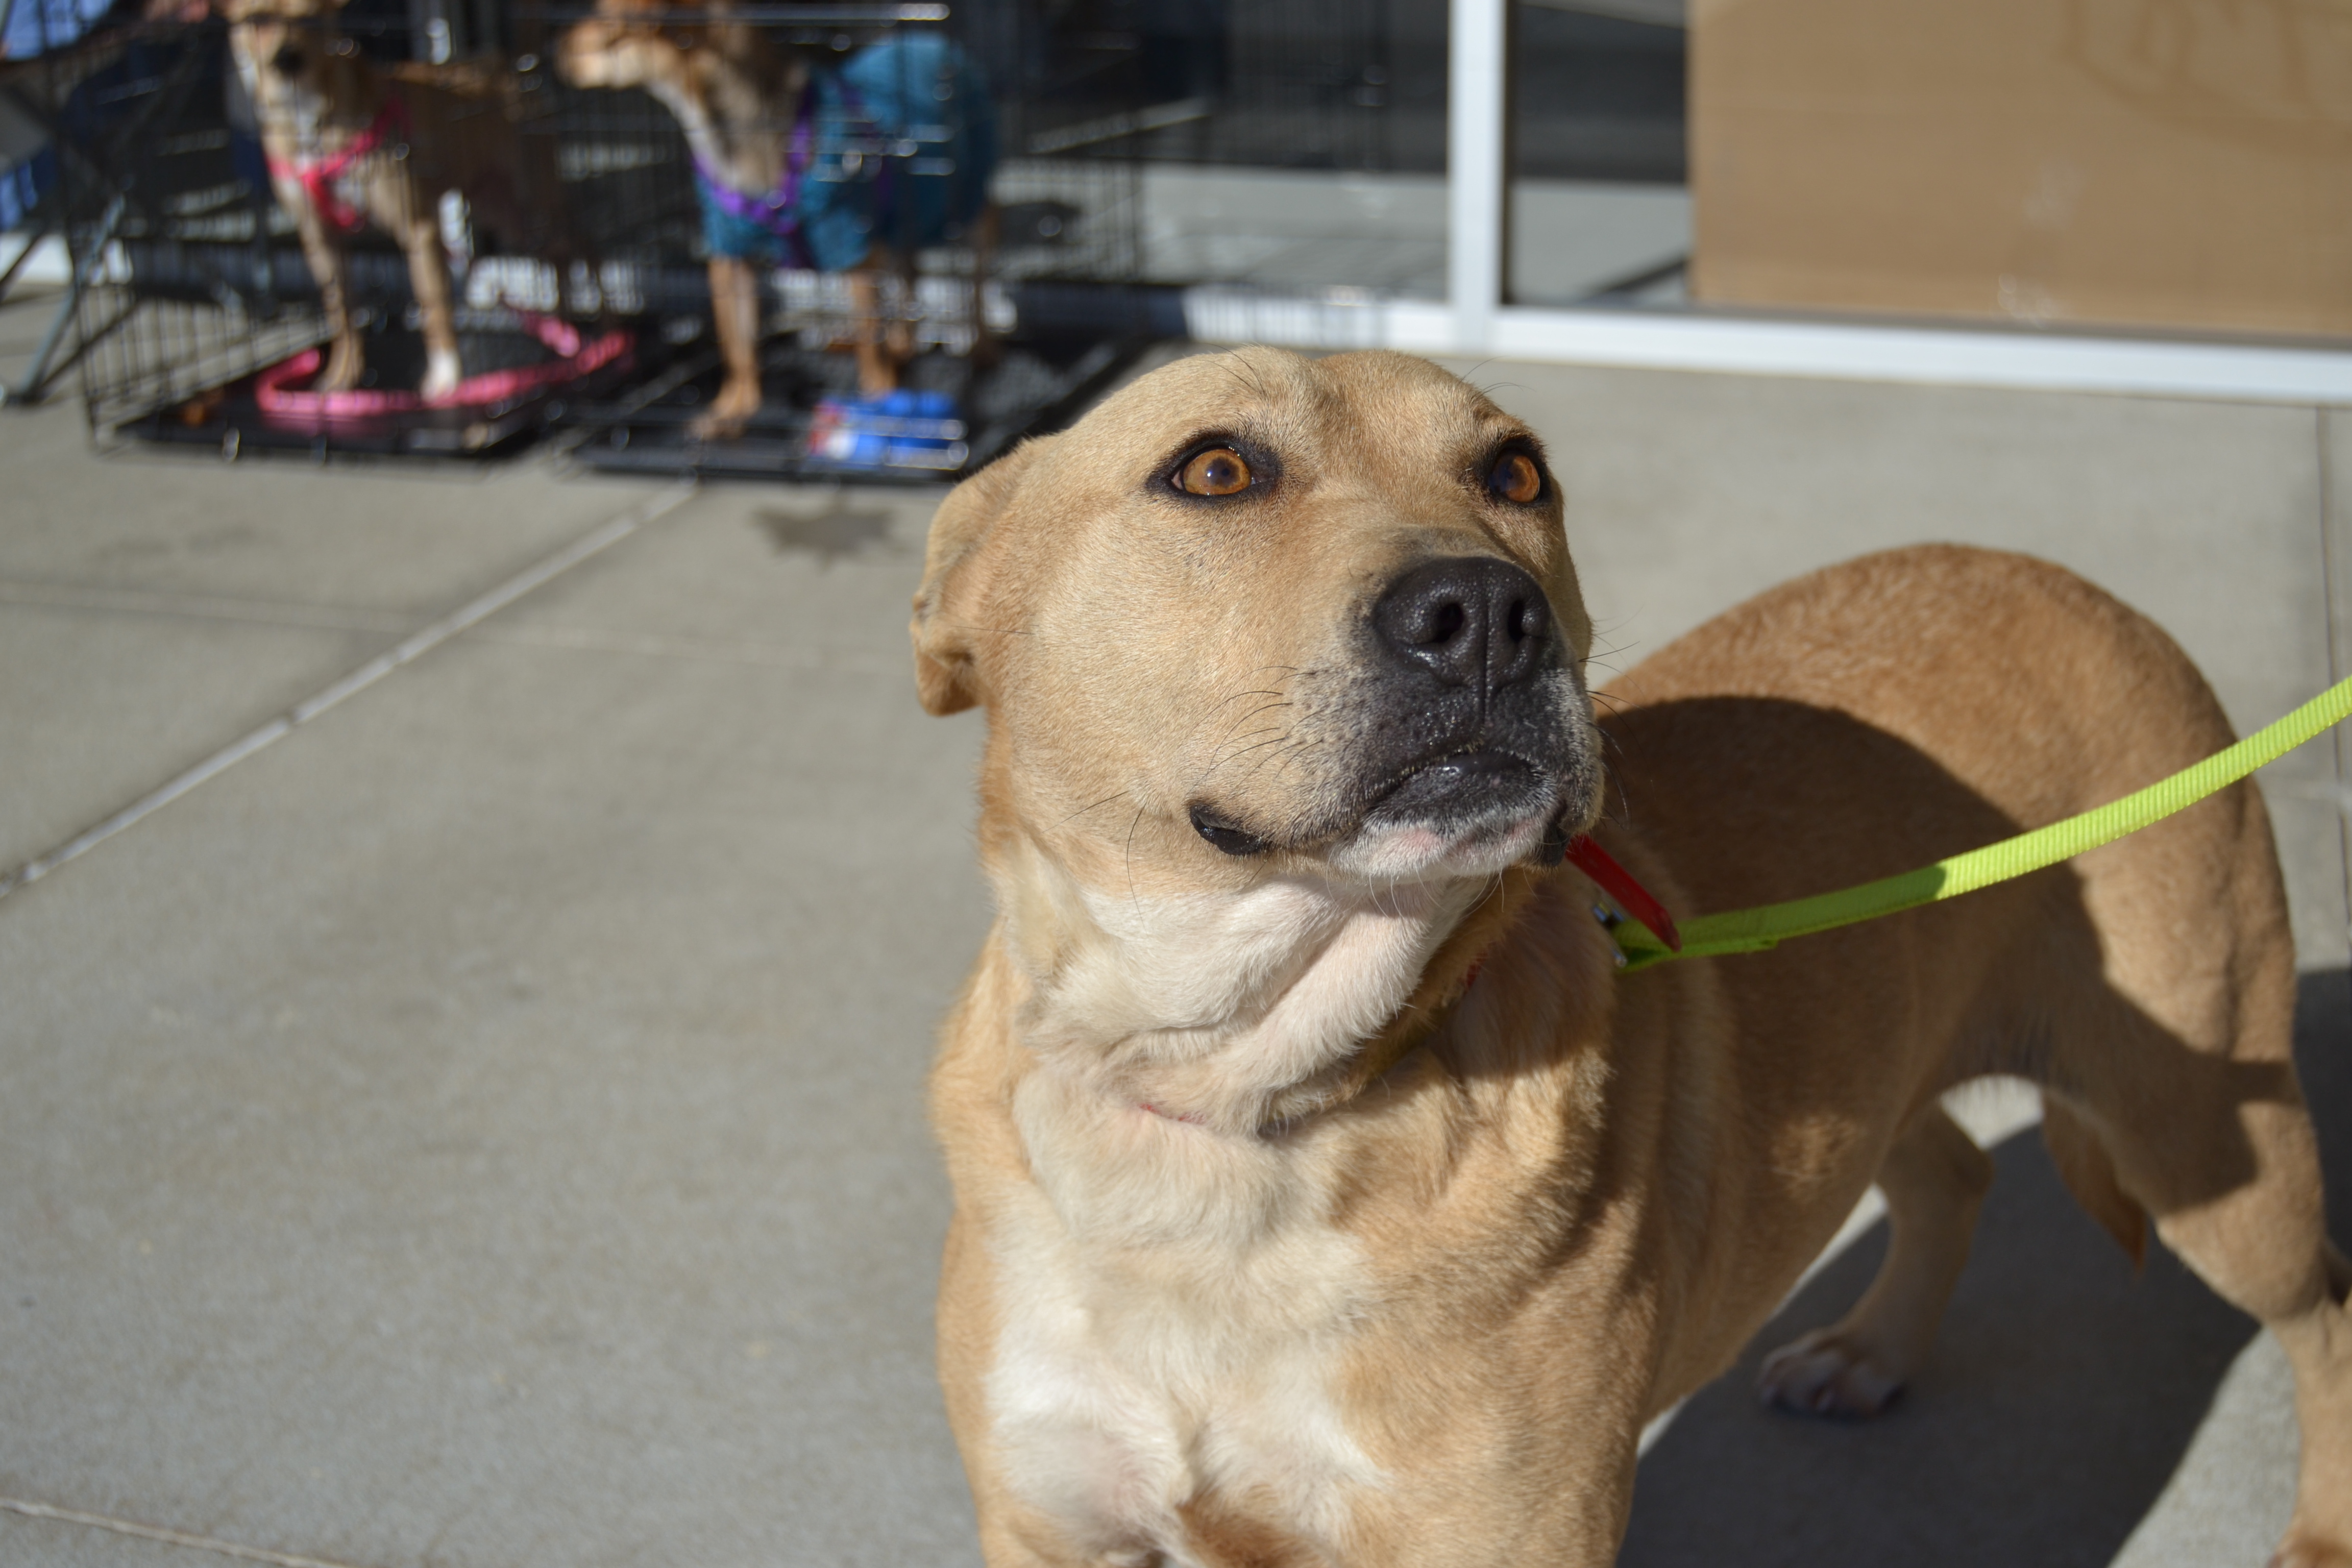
[260,100,630,415]
[268,97,408,235]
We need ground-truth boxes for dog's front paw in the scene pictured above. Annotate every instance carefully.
[1756,1330,1905,1419]
[691,377,760,442]
[690,406,750,442]
[2272,1530,2352,1568]
[420,347,463,403]
[318,342,365,393]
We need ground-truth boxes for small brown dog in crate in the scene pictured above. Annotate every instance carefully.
[223,0,571,400]
[555,0,997,439]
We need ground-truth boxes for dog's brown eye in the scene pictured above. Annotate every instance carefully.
[1489,451,1542,504]
[1177,448,1251,496]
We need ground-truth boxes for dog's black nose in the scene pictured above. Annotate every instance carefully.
[1373,556,1551,693]
[271,42,307,77]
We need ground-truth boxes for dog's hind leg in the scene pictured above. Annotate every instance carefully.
[967,204,1000,373]
[2049,788,2351,1566]
[2055,1019,2349,1564]
[1757,1103,1994,1418]
[848,250,912,397]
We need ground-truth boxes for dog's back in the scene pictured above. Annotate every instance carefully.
[1600,545,2330,1434]
[387,59,575,260]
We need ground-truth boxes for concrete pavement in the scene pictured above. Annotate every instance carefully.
[2,290,2345,1566]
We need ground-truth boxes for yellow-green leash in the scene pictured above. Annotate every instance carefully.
[1607,675,2352,972]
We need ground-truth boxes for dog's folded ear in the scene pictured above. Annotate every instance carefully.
[911,437,1045,716]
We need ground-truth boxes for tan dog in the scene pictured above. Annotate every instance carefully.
[225,0,568,400]
[554,0,996,440]
[553,0,810,437]
[912,348,2351,1567]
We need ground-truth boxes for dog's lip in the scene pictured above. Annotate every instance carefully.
[1187,749,1552,857]
[1357,747,1548,821]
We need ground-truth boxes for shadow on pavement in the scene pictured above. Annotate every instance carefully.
[1618,969,2349,1568]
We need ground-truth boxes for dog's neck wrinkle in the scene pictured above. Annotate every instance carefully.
[994,881,1588,1267]
[991,826,1490,1132]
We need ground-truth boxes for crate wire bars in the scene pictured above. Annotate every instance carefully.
[38,0,650,457]
[544,3,1150,480]
[30,0,1153,474]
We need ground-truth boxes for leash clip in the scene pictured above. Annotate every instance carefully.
[1564,834,1683,952]
[1590,903,1629,968]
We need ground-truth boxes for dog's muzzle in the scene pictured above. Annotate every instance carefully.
[1353,554,1586,828]
[1187,554,1596,867]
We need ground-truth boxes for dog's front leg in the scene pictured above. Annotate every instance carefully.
[1755,1104,1993,1417]
[284,186,365,392]
[397,211,463,401]
[937,1215,1106,1568]
[696,255,763,439]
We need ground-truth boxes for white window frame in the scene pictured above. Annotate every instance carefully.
[1187,0,2352,405]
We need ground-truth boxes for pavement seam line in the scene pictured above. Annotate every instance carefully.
[0,580,418,633]
[0,481,696,901]
[0,1498,378,1568]
[470,621,907,673]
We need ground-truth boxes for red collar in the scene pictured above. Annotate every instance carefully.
[1562,834,1681,952]
[268,97,409,234]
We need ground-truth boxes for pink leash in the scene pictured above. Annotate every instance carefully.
[254,313,634,417]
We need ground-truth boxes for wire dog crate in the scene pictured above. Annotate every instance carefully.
[542,2,1153,482]
[44,0,639,458]
[33,0,1157,474]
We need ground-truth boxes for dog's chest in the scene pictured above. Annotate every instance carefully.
[983,1187,1383,1563]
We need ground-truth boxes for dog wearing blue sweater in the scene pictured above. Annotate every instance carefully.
[557,0,997,438]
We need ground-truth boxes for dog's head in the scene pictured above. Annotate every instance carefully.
[554,0,783,97]
[553,0,683,93]
[914,349,1603,897]
[220,0,356,110]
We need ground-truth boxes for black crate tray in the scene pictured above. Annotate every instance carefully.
[556,332,1149,483]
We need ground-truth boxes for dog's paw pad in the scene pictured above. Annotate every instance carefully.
[1755,1332,1905,1419]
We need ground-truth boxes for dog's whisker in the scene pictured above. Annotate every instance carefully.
[1218,731,1292,760]
[1200,692,1296,748]
[1212,733,1299,782]
[1240,739,1309,788]
[1264,739,1324,793]
[1123,803,1148,909]
[1059,789,1134,827]
[1181,673,1298,749]
[1204,706,1297,763]
[1207,723,1291,758]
